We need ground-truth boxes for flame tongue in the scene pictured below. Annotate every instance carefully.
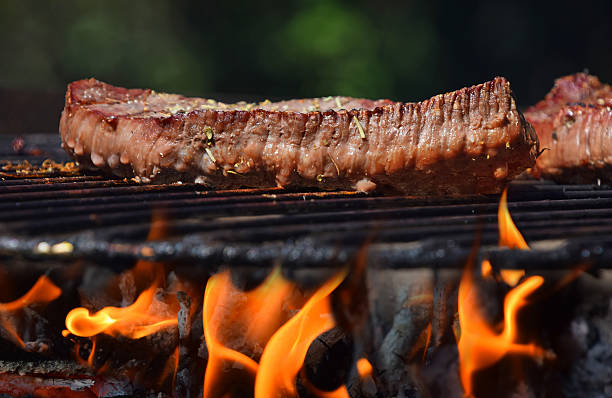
[64,263,178,339]
[458,268,547,396]
[497,188,527,286]
[64,292,177,339]
[458,187,552,397]
[0,276,61,312]
[255,269,348,398]
[0,275,61,348]
[498,188,529,250]
[202,269,291,397]
[202,267,349,398]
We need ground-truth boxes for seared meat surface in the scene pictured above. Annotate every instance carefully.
[60,78,538,195]
[525,73,612,183]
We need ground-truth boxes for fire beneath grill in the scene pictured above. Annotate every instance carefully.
[1,134,612,397]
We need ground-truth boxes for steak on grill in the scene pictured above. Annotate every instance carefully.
[525,73,612,183]
[59,78,538,195]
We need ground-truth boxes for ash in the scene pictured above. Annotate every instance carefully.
[563,271,612,397]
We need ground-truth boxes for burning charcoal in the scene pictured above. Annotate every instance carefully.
[23,340,49,353]
[167,272,205,398]
[375,291,433,396]
[197,333,208,361]
[119,270,137,306]
[174,368,192,398]
[174,290,198,398]
[0,359,134,398]
[0,360,94,397]
[344,358,378,398]
[331,245,369,334]
[90,377,135,398]
[359,373,377,398]
[60,263,187,395]
[0,274,61,356]
[367,269,433,334]
[177,291,191,340]
[565,341,612,396]
[19,307,53,354]
[361,268,435,396]
[428,269,460,356]
[562,272,612,397]
[416,344,464,398]
[302,327,353,391]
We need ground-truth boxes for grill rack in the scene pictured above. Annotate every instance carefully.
[1,134,612,271]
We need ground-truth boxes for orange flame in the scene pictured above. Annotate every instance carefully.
[64,211,180,341]
[202,267,295,397]
[497,188,527,286]
[0,275,61,347]
[356,358,373,378]
[255,269,348,398]
[480,259,493,279]
[71,337,98,368]
[87,337,97,367]
[157,346,180,391]
[421,322,433,363]
[457,264,550,397]
[202,267,349,398]
[498,188,529,250]
[64,263,177,339]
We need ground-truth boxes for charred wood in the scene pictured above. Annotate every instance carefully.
[428,270,460,357]
[174,289,200,398]
[0,360,134,398]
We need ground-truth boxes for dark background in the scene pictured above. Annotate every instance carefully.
[1,0,611,134]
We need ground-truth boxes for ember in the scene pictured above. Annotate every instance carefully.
[0,275,61,349]
[356,358,373,378]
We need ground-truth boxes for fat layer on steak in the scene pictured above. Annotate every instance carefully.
[525,73,612,183]
[60,78,538,195]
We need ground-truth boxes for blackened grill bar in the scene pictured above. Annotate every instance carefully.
[2,234,612,272]
[1,183,612,240]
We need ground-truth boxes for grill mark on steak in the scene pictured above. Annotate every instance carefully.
[525,73,612,183]
[60,78,538,195]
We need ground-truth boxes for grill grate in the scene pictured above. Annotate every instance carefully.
[1,134,612,271]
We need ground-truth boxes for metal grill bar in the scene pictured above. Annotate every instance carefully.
[1,233,610,271]
[2,190,611,240]
[0,175,114,185]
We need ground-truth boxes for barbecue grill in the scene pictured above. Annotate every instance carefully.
[1,133,612,398]
[1,133,612,272]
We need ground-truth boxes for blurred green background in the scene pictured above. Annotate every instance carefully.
[1,0,611,133]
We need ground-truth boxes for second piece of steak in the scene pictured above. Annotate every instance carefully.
[60,78,538,195]
[525,73,612,183]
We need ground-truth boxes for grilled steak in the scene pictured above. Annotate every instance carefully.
[525,73,612,183]
[60,78,538,195]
